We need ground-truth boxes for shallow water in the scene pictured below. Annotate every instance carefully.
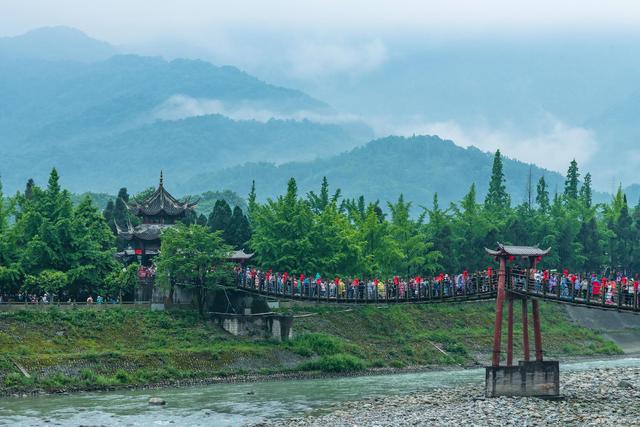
[1,357,639,426]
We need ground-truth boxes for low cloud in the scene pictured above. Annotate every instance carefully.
[153,94,362,124]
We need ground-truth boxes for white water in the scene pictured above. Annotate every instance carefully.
[1,358,639,427]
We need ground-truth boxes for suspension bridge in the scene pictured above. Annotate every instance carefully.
[235,243,638,398]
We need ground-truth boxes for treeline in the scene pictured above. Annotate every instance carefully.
[102,187,251,250]
[248,151,640,277]
[0,170,250,299]
[0,170,120,299]
[2,149,639,299]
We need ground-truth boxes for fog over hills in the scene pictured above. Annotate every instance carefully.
[0,26,638,205]
[0,28,371,193]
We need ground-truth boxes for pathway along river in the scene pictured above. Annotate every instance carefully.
[1,358,639,426]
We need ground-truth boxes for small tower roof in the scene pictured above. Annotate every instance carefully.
[128,172,197,217]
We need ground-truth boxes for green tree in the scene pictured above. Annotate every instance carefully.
[485,150,510,211]
[580,172,593,209]
[67,196,117,299]
[309,202,364,276]
[208,199,232,237]
[425,194,451,273]
[358,205,402,277]
[564,159,580,201]
[388,194,440,277]
[226,206,251,249]
[156,224,232,316]
[23,270,68,300]
[250,178,313,272]
[104,264,139,302]
[536,176,550,213]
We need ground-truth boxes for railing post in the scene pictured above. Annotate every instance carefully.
[618,283,622,309]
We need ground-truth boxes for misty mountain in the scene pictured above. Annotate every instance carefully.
[0,26,116,62]
[180,135,605,208]
[0,28,372,193]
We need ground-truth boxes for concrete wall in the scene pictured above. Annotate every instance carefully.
[212,313,294,341]
[564,305,640,353]
[486,361,560,398]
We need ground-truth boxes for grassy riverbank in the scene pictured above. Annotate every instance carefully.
[0,301,622,395]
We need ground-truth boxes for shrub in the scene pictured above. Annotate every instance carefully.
[288,333,343,356]
[299,354,366,373]
[3,372,33,388]
[115,369,132,384]
[80,368,97,384]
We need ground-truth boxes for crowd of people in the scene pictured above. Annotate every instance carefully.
[236,266,640,306]
[137,265,157,279]
[237,267,495,300]
[0,292,120,305]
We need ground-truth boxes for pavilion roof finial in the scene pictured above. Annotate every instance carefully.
[159,170,164,188]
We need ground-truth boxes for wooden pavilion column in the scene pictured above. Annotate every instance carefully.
[506,297,514,366]
[491,256,507,367]
[529,256,543,362]
[532,299,543,361]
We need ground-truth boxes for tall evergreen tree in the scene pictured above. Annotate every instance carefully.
[208,200,233,237]
[227,206,251,248]
[615,195,633,271]
[425,193,452,272]
[247,180,257,224]
[485,150,510,211]
[308,176,330,214]
[536,176,550,213]
[579,172,593,208]
[564,159,580,201]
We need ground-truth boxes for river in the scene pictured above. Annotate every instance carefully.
[1,357,639,426]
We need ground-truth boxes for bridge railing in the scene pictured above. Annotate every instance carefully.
[506,269,640,312]
[234,268,640,312]
[235,271,498,304]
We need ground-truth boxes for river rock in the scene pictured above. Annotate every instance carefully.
[269,366,640,427]
[148,397,166,405]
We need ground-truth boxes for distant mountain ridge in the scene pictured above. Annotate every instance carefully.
[0,26,116,62]
[0,28,372,193]
[179,135,609,208]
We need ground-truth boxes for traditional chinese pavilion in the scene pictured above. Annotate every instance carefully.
[116,172,197,265]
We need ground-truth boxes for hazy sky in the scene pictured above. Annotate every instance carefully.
[4,1,640,188]
[4,0,640,43]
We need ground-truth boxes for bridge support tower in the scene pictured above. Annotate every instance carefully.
[484,243,559,398]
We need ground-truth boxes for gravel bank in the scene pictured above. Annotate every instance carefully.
[270,367,640,426]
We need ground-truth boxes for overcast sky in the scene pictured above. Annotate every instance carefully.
[4,0,640,43]
[4,1,640,188]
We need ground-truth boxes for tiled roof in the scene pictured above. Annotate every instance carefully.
[485,242,551,257]
[228,249,255,260]
[117,223,173,241]
[128,172,197,217]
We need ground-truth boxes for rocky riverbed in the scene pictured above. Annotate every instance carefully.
[270,367,640,426]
